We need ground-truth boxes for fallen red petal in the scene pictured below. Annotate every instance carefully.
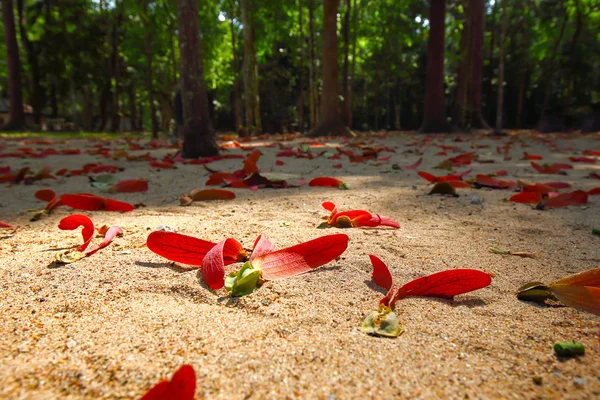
[369,254,393,291]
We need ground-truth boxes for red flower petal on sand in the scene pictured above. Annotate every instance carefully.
[404,158,422,171]
[104,198,135,212]
[0,221,16,229]
[275,159,285,166]
[35,189,57,202]
[249,235,277,262]
[417,171,436,183]
[58,214,95,252]
[522,152,543,160]
[495,170,508,176]
[60,194,106,211]
[147,231,218,266]
[309,177,346,189]
[202,238,244,289]
[521,183,556,194]
[475,174,511,189]
[545,181,571,190]
[205,172,234,186]
[322,201,337,212]
[447,180,470,189]
[369,254,393,291]
[253,234,349,281]
[141,364,196,400]
[537,190,588,210]
[569,156,596,163]
[510,192,542,204]
[590,172,600,180]
[354,213,400,229]
[243,150,262,175]
[392,269,492,302]
[588,187,600,195]
[109,179,149,193]
[84,226,122,257]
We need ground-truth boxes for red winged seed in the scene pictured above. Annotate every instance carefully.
[254,234,349,281]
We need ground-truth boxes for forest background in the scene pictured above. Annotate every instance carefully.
[1,0,599,137]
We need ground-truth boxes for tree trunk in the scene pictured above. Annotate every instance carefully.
[540,1,568,119]
[16,0,42,126]
[143,0,158,138]
[454,0,470,128]
[2,0,26,130]
[176,0,218,158]
[494,0,508,134]
[569,0,582,105]
[515,2,529,129]
[341,0,351,126]
[349,0,358,129]
[419,0,452,133]
[229,7,242,131]
[110,0,124,133]
[308,0,316,128]
[466,0,489,129]
[241,0,261,135]
[128,85,138,132]
[297,0,305,132]
[307,0,349,137]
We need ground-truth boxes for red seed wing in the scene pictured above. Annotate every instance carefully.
[84,226,122,257]
[510,192,542,204]
[146,231,217,266]
[403,158,422,171]
[417,171,436,183]
[309,177,344,188]
[104,198,135,212]
[369,254,393,290]
[167,364,196,400]
[60,193,106,211]
[35,189,57,203]
[394,269,492,301]
[110,179,148,193]
[539,190,588,209]
[249,235,277,262]
[58,214,95,252]
[201,238,244,289]
[548,285,600,317]
[255,234,349,281]
[550,267,600,288]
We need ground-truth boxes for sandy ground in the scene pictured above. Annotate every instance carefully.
[0,131,599,399]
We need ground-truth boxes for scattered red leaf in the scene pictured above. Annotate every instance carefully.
[253,234,349,280]
[146,231,246,267]
[536,190,588,210]
[403,158,423,171]
[569,156,596,163]
[109,179,149,193]
[587,187,600,195]
[369,254,393,291]
[140,364,196,400]
[510,192,542,204]
[0,220,16,229]
[309,177,348,190]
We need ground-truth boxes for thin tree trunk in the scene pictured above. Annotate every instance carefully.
[110,0,124,132]
[540,1,568,116]
[467,0,489,130]
[16,0,42,126]
[308,0,316,128]
[307,0,349,137]
[128,85,138,132]
[2,0,25,130]
[176,0,218,157]
[143,0,158,138]
[349,0,357,129]
[454,0,470,128]
[297,0,305,132]
[419,0,452,133]
[494,0,508,134]
[228,5,242,131]
[241,0,261,135]
[515,2,529,129]
[341,0,351,126]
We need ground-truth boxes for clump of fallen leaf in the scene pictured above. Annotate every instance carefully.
[489,247,537,258]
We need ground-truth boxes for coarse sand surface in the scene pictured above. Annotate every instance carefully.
[0,131,599,399]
